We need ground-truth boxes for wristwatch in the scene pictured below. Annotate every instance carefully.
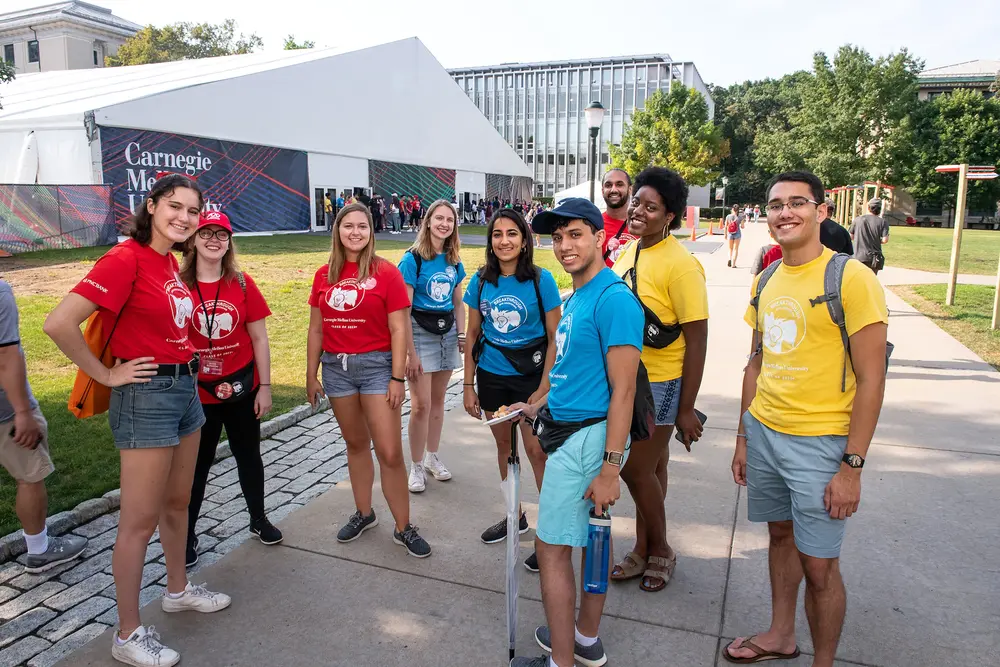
[603,451,624,467]
[842,453,865,469]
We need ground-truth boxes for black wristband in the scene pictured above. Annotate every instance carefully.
[463,383,475,386]
[390,376,405,384]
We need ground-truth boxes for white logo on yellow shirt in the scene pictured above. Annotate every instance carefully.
[761,297,806,354]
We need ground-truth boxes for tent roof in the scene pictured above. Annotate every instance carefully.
[0,38,531,177]
[553,181,606,212]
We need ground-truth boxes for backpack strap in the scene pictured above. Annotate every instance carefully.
[602,220,627,261]
[409,248,422,279]
[808,253,851,392]
[532,270,546,324]
[749,259,781,354]
[236,271,247,294]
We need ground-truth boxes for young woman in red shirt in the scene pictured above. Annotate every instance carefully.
[306,203,431,557]
[181,211,281,570]
[45,174,230,667]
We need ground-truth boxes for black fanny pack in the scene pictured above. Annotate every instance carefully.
[532,405,606,455]
[623,244,682,349]
[412,308,455,335]
[198,360,256,403]
[472,335,547,376]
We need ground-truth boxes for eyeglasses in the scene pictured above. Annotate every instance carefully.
[197,228,231,242]
[766,198,819,214]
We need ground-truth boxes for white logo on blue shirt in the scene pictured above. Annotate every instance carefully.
[427,272,454,302]
[482,295,528,333]
[554,313,573,363]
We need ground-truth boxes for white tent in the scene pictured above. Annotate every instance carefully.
[0,38,531,185]
[553,180,606,212]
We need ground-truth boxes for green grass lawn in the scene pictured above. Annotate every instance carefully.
[0,234,571,536]
[884,227,1000,275]
[890,283,1000,370]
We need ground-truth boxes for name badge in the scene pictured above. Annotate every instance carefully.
[200,354,224,377]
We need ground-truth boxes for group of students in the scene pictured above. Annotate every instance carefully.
[8,160,887,667]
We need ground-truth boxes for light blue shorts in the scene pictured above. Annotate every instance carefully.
[109,374,205,449]
[411,317,462,373]
[321,351,392,398]
[536,421,630,548]
[743,411,848,559]
[650,378,681,426]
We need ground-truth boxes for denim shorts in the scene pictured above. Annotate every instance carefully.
[411,317,462,373]
[536,421,630,548]
[650,378,682,426]
[321,351,392,398]
[109,374,205,449]
[743,411,848,559]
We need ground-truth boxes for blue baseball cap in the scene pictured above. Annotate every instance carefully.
[531,197,604,235]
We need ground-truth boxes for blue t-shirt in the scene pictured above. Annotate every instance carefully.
[398,251,467,312]
[547,268,644,422]
[463,269,562,376]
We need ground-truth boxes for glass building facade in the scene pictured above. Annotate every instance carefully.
[449,54,713,198]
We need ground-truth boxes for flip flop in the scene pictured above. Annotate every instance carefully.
[640,553,677,592]
[610,551,646,581]
[721,635,801,664]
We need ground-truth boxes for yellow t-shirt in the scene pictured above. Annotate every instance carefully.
[612,235,709,382]
[743,248,888,436]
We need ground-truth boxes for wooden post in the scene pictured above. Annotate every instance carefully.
[945,163,970,306]
[838,188,845,224]
[992,251,1000,330]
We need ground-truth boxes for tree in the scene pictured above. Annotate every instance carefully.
[0,60,13,110]
[902,89,1000,212]
[752,46,924,188]
[609,85,729,186]
[283,35,315,50]
[108,19,263,66]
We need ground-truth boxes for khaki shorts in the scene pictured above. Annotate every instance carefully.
[0,408,54,484]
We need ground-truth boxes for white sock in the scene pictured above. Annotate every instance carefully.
[575,626,598,647]
[24,526,48,555]
[165,586,186,599]
[549,658,563,667]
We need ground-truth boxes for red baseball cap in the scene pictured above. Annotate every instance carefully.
[198,211,232,232]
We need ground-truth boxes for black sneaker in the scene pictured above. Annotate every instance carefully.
[393,524,431,558]
[185,536,199,569]
[535,625,607,667]
[250,517,283,545]
[481,512,529,544]
[337,510,378,543]
[524,550,539,573]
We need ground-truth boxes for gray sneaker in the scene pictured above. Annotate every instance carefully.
[23,534,87,574]
[510,657,548,667]
[535,625,607,667]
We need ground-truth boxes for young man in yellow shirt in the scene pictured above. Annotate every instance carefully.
[725,171,888,667]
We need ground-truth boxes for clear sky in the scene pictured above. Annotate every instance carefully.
[10,0,999,85]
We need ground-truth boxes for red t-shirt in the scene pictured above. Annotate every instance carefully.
[308,260,410,354]
[72,239,196,364]
[762,245,784,269]
[188,272,272,404]
[602,212,638,267]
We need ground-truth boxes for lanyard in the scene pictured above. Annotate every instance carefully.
[193,274,223,351]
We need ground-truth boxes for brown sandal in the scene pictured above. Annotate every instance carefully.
[721,635,801,664]
[610,551,646,581]
[639,553,677,592]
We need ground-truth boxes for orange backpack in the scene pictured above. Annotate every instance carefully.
[67,311,120,419]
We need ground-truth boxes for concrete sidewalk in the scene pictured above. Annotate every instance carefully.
[55,224,999,667]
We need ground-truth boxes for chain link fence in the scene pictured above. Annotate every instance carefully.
[0,184,117,256]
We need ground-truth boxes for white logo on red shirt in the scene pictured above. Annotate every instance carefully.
[193,300,240,340]
[327,277,376,312]
[606,234,637,264]
[165,276,194,328]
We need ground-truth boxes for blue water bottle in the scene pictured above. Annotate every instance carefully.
[583,509,612,594]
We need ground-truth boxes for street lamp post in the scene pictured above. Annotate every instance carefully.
[721,176,729,222]
[585,101,606,203]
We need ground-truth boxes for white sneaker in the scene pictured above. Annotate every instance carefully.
[408,463,426,493]
[423,453,453,481]
[161,581,232,614]
[111,626,180,667]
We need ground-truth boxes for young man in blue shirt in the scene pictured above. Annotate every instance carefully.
[511,198,644,667]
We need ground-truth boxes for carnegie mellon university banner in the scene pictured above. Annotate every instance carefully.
[100,127,310,233]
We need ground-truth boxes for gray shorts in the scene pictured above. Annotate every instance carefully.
[321,351,393,398]
[411,317,462,373]
[743,411,848,559]
[109,374,205,449]
[650,378,681,426]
